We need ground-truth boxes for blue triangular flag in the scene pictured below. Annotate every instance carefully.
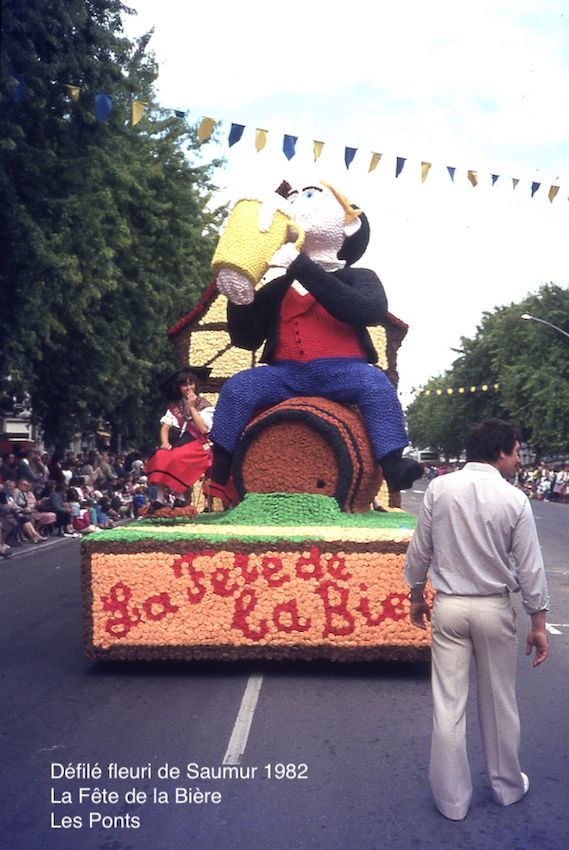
[344,147,357,169]
[395,157,406,178]
[491,174,499,186]
[228,123,245,147]
[447,166,456,182]
[174,110,185,118]
[283,134,298,160]
[95,93,112,123]
[531,182,541,197]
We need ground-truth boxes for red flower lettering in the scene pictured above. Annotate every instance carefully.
[101,582,141,638]
[232,588,269,642]
[315,580,355,637]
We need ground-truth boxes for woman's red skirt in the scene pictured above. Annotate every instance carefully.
[145,441,212,493]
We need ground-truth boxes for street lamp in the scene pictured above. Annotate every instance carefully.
[520,313,569,340]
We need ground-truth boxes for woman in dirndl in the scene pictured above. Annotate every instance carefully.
[145,366,214,512]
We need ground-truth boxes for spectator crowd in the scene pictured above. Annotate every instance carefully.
[423,461,569,503]
[0,447,155,557]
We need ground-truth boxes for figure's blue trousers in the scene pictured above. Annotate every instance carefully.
[210,358,408,461]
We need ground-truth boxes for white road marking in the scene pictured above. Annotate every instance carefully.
[546,624,563,635]
[223,673,264,765]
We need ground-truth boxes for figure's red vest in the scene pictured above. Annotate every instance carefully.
[274,288,366,362]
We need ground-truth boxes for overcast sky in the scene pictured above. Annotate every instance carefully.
[124,0,569,404]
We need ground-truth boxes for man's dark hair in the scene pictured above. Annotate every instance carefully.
[466,418,521,463]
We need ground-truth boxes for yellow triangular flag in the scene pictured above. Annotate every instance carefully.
[467,170,478,187]
[313,140,324,161]
[512,178,520,190]
[131,100,147,127]
[548,185,560,203]
[421,162,432,183]
[368,152,382,172]
[255,128,268,152]
[65,84,80,102]
[197,117,216,143]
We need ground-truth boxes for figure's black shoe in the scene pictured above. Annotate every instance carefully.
[172,499,186,508]
[210,445,233,486]
[148,500,165,515]
[380,454,424,492]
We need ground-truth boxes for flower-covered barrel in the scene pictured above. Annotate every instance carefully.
[232,397,382,513]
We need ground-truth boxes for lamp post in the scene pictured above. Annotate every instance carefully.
[521,313,569,340]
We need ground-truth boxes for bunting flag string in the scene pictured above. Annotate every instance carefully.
[6,72,567,204]
[413,383,503,397]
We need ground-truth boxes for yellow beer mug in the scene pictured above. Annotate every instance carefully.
[211,197,304,286]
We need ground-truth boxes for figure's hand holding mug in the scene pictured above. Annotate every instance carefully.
[212,196,304,303]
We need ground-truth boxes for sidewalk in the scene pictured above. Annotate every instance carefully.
[3,518,133,559]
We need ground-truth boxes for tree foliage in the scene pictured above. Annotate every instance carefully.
[406,284,569,458]
[1,0,225,449]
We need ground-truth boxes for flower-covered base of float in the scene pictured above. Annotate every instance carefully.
[82,494,431,662]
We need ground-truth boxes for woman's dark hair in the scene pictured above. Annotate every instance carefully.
[162,369,200,402]
[466,418,521,463]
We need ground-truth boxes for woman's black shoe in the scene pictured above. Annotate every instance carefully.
[148,500,165,515]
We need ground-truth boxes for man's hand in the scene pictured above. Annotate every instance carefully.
[526,610,549,666]
[526,628,549,667]
[409,599,431,630]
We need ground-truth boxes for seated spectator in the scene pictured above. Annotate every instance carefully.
[1,483,21,548]
[91,490,114,529]
[30,450,49,492]
[1,452,18,484]
[5,480,46,544]
[48,451,66,485]
[96,451,118,489]
[0,525,11,558]
[113,455,126,480]
[14,479,56,536]
[132,485,147,517]
[67,488,97,534]
[80,451,105,489]
[16,450,41,487]
[41,482,79,537]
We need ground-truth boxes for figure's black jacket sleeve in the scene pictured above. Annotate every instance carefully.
[227,256,388,364]
[288,254,387,325]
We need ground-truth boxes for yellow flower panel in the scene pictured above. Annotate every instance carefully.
[198,292,228,325]
[368,325,388,370]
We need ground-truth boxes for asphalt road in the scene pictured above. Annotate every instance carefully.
[1,486,568,850]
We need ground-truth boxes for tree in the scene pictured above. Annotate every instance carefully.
[1,0,224,449]
[406,284,569,457]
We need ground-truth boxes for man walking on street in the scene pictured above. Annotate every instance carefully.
[404,418,549,821]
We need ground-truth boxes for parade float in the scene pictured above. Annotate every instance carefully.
[82,181,431,662]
